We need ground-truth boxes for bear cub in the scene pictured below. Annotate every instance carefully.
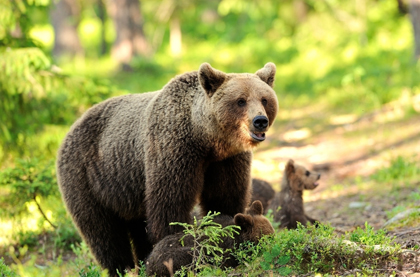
[267,159,321,229]
[145,201,274,276]
[251,178,275,214]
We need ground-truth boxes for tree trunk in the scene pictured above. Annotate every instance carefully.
[97,0,108,56]
[170,16,182,57]
[50,0,83,58]
[293,0,308,23]
[109,0,150,64]
[397,0,408,14]
[409,0,420,60]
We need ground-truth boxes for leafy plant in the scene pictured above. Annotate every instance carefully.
[0,158,58,226]
[348,222,393,246]
[170,212,240,274]
[252,223,401,276]
[372,156,420,184]
[261,244,292,276]
[71,242,106,276]
[0,257,18,277]
[78,264,104,277]
[231,240,264,269]
[0,46,115,161]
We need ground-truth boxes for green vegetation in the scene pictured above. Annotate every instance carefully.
[170,212,240,274]
[1,0,420,275]
[254,223,400,276]
[39,220,401,277]
[372,155,420,186]
[0,258,18,277]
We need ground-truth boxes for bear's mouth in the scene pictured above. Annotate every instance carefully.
[250,132,266,142]
[313,182,319,187]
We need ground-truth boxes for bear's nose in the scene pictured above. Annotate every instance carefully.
[253,116,269,130]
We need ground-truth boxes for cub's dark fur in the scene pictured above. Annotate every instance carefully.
[145,201,274,276]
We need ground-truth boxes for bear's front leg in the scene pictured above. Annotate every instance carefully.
[200,151,252,216]
[144,152,205,243]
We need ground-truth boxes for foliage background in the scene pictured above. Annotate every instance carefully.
[1,0,419,275]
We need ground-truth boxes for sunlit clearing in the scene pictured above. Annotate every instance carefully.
[0,220,13,246]
[283,128,311,142]
[329,114,357,125]
[25,202,42,231]
[413,94,420,112]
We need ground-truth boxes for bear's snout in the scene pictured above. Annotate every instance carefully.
[252,116,269,131]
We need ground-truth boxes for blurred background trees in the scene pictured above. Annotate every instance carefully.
[1,0,419,163]
[1,1,420,272]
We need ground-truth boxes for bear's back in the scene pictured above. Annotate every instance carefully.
[57,93,157,217]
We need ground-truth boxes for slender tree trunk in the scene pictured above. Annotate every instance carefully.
[109,0,149,64]
[409,0,420,60]
[170,16,182,57]
[50,0,83,58]
[397,0,408,14]
[97,0,107,56]
[293,0,308,23]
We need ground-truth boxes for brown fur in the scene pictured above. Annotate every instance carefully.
[56,63,278,275]
[145,201,274,276]
[268,159,320,229]
[251,178,275,214]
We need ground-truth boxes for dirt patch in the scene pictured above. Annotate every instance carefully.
[253,108,420,275]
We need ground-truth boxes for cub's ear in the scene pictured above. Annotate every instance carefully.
[234,214,253,231]
[248,200,264,216]
[285,159,295,178]
[198,63,227,97]
[255,62,276,88]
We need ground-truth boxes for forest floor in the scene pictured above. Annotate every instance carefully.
[252,99,420,275]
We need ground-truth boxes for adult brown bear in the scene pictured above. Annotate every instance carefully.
[56,63,278,275]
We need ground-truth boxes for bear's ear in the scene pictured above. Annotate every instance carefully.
[285,159,295,178]
[234,214,253,232]
[255,62,276,88]
[248,200,264,216]
[198,63,227,97]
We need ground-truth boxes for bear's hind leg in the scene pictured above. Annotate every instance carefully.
[72,203,135,276]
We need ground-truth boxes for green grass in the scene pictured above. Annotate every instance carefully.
[1,217,404,277]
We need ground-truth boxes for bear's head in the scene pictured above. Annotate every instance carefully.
[285,159,321,191]
[198,63,278,155]
[233,200,275,242]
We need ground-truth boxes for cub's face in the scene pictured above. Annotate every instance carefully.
[294,164,321,190]
[285,159,321,191]
[234,200,275,242]
[198,63,278,153]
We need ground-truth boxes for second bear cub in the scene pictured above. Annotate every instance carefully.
[268,159,321,229]
[146,201,274,276]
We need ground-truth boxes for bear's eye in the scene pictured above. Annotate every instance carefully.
[237,99,246,107]
[262,99,267,106]
[305,171,310,177]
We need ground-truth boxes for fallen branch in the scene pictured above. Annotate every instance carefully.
[33,194,57,229]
